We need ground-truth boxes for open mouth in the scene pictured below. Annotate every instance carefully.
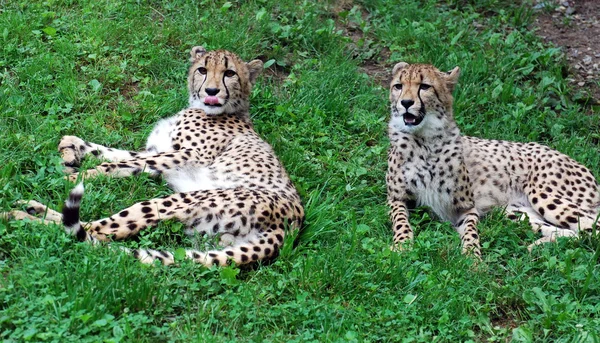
[203,96,223,107]
[403,113,424,126]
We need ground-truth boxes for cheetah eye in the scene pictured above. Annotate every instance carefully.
[393,84,402,90]
[197,67,207,75]
[224,70,236,77]
[420,84,431,90]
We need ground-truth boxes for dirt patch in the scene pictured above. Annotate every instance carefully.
[254,54,292,86]
[330,0,600,99]
[331,1,391,87]
[120,81,140,100]
[362,47,391,88]
[262,66,290,85]
[490,315,520,330]
[533,0,600,104]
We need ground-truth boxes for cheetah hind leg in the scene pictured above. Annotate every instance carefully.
[504,202,576,251]
[127,229,284,267]
[61,184,290,267]
[1,200,63,224]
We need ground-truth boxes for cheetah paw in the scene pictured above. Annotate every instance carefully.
[390,242,412,252]
[65,173,79,182]
[58,135,86,168]
[62,166,78,175]
[527,236,555,252]
[14,200,49,215]
[65,169,99,182]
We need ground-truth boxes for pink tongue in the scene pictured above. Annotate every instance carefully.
[204,96,220,105]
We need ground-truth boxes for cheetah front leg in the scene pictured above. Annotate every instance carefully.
[387,168,415,251]
[59,136,142,173]
[388,198,414,251]
[454,207,482,258]
[67,148,208,182]
[387,148,416,251]
[451,166,482,258]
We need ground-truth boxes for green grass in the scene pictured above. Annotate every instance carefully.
[1,0,600,341]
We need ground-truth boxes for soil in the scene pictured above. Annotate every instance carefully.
[533,0,600,104]
[330,1,393,88]
[330,0,600,104]
[263,0,600,106]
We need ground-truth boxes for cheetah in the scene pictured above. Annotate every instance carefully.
[386,62,600,257]
[5,47,304,267]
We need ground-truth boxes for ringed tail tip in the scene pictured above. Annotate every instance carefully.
[63,183,85,240]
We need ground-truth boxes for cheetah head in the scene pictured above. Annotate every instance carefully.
[389,62,460,135]
[187,46,263,115]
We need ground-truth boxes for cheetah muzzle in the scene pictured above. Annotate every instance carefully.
[401,112,423,126]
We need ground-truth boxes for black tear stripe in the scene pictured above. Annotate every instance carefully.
[198,73,207,99]
[416,72,426,116]
[417,85,426,117]
[222,55,231,101]
[222,72,230,101]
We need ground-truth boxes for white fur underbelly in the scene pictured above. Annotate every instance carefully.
[164,166,243,193]
[145,116,177,153]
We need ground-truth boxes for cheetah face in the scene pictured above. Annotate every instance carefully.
[389,62,460,135]
[187,46,263,115]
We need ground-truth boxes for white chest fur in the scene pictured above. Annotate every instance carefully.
[142,113,246,193]
[401,153,456,222]
[145,116,178,153]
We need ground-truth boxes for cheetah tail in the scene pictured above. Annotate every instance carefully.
[62,183,91,242]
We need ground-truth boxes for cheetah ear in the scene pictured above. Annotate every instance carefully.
[246,59,263,84]
[444,66,460,92]
[392,62,409,76]
[189,46,207,62]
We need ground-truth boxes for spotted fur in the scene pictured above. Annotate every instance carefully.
[387,62,600,257]
[6,47,304,267]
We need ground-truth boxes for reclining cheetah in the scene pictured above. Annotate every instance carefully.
[386,62,600,257]
[5,47,304,267]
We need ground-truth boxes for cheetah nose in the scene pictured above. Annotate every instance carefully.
[205,88,220,96]
[400,100,415,109]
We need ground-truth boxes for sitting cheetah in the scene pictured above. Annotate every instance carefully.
[5,47,304,267]
[386,62,600,257]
